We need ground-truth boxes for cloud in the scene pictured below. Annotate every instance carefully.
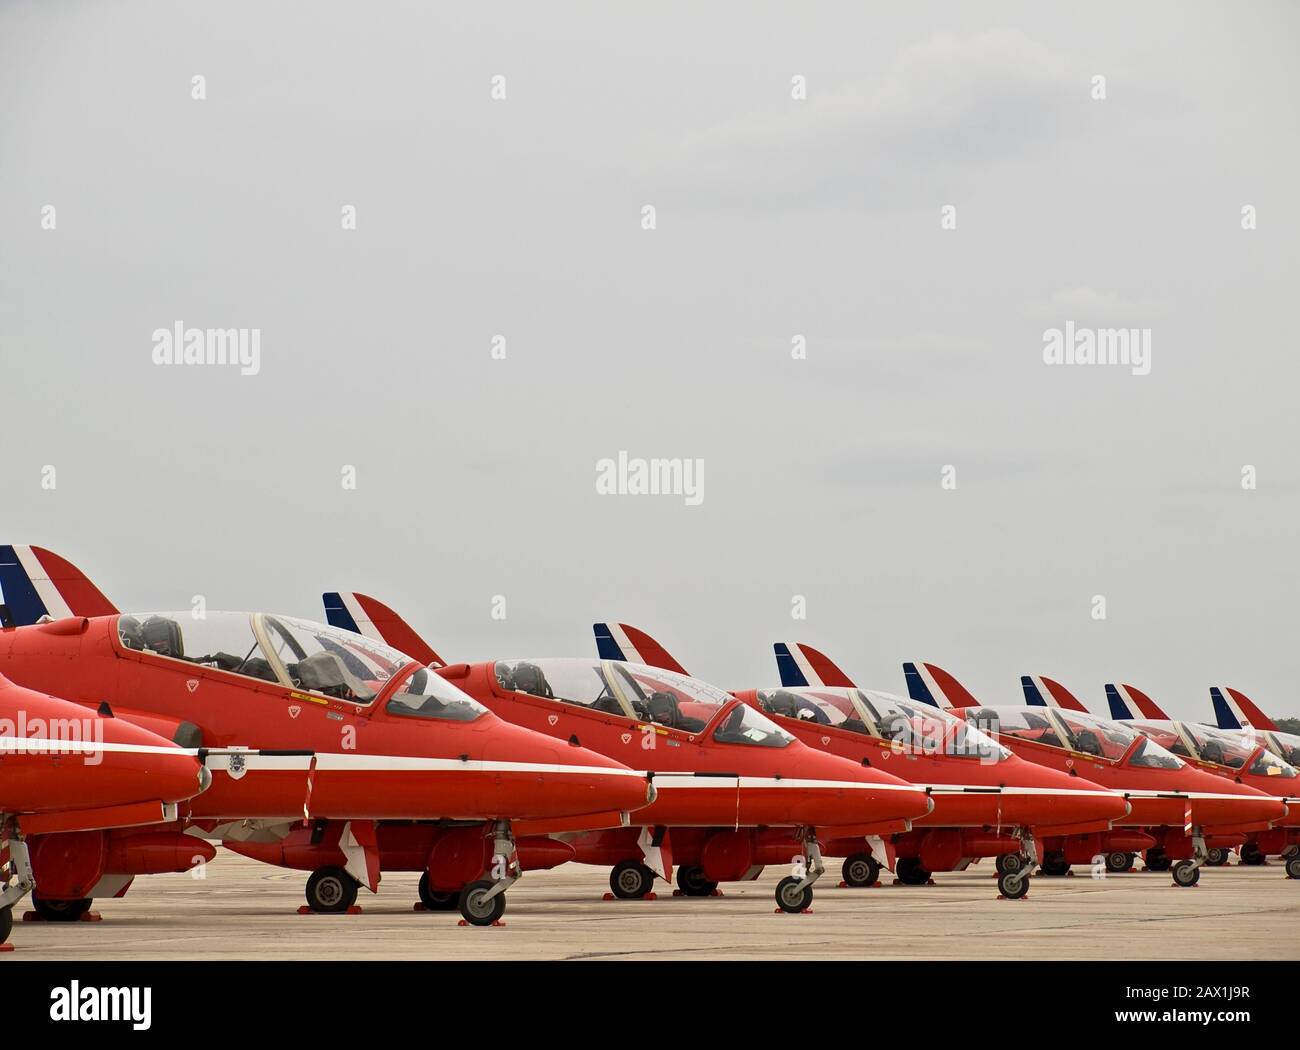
[651,28,1084,210]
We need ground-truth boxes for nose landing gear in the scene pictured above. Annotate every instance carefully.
[775,829,823,913]
[459,820,518,927]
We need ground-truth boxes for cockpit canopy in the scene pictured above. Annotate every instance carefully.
[115,611,488,721]
[1260,729,1300,767]
[755,686,1010,761]
[1125,719,1297,778]
[492,658,793,747]
[964,706,1184,769]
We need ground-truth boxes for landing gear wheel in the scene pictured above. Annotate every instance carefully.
[610,860,655,899]
[1103,852,1130,873]
[841,853,881,888]
[305,867,359,913]
[458,879,507,926]
[676,865,718,897]
[417,872,459,911]
[998,871,1030,899]
[0,905,11,943]
[1171,860,1201,887]
[775,875,813,913]
[1205,847,1229,867]
[1241,843,1265,866]
[1038,852,1070,877]
[1285,854,1300,880]
[996,852,1026,876]
[31,894,92,923]
[895,857,931,886]
[1144,848,1171,872]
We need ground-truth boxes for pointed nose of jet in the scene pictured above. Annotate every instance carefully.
[476,718,654,821]
[98,715,210,807]
[998,764,1129,828]
[1183,767,1289,828]
[753,746,932,828]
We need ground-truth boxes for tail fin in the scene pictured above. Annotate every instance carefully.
[1020,674,1091,712]
[902,661,981,710]
[321,591,445,668]
[1210,686,1275,731]
[592,623,689,674]
[1103,682,1168,720]
[0,545,118,626]
[772,642,856,688]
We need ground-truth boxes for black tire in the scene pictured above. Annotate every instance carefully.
[305,866,358,913]
[775,875,813,913]
[31,894,92,923]
[998,871,1030,899]
[1285,854,1300,880]
[458,879,507,926]
[676,865,718,897]
[841,852,881,888]
[895,856,931,886]
[609,860,655,899]
[1241,843,1266,866]
[996,853,1026,876]
[1038,851,1070,877]
[0,905,11,944]
[1172,860,1200,887]
[1104,852,1130,873]
[1205,847,1229,867]
[1144,848,1171,873]
[417,872,459,911]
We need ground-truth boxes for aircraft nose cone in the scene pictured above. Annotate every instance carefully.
[97,716,208,807]
[483,721,653,819]
[802,749,932,824]
[1011,766,1128,827]
[1187,770,1289,827]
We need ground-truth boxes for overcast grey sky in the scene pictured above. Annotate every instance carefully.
[2,1,1297,720]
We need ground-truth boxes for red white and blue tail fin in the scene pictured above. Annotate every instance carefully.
[592,622,690,674]
[321,591,445,668]
[902,661,982,710]
[1210,686,1275,731]
[772,642,856,688]
[0,545,118,627]
[1020,674,1091,712]
[1103,682,1168,721]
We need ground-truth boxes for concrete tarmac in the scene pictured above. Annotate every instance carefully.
[7,854,1298,960]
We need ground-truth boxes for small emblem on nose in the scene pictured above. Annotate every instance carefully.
[821,736,830,745]
[186,679,199,693]
[620,733,632,744]
[288,705,301,719]
[547,714,558,726]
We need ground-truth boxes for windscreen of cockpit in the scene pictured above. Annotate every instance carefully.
[1183,723,1297,778]
[386,666,487,721]
[261,614,413,703]
[492,657,746,735]
[854,690,1009,760]
[1263,730,1300,766]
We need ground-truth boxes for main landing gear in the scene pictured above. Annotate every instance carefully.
[458,820,519,927]
[841,852,882,888]
[417,873,459,911]
[1284,854,1300,880]
[30,894,94,922]
[775,829,823,913]
[304,867,360,913]
[610,860,656,899]
[676,865,719,897]
[895,856,931,886]
[1105,851,1136,873]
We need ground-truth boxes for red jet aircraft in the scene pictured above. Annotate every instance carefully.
[592,624,1131,899]
[0,546,655,926]
[316,591,935,913]
[1103,680,1300,877]
[903,661,1289,887]
[0,674,210,947]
